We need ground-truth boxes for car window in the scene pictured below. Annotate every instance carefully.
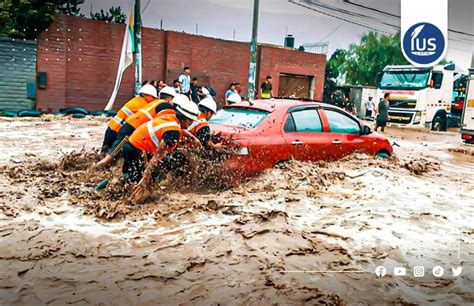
[325,109,360,134]
[285,109,323,132]
[209,108,269,129]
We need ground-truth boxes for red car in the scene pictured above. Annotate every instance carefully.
[210,99,393,181]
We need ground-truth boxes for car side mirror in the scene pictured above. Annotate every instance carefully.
[362,125,372,135]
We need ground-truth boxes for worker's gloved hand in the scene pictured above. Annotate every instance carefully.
[212,142,224,152]
[131,181,146,200]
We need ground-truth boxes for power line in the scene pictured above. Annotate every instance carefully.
[341,0,474,38]
[142,0,152,14]
[288,0,393,35]
[318,21,345,42]
[293,0,474,44]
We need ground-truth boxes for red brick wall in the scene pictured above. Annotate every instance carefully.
[37,15,167,112]
[36,15,326,112]
[165,32,250,107]
[258,45,326,101]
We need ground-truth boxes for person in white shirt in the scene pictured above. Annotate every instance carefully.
[178,66,191,97]
[364,96,375,118]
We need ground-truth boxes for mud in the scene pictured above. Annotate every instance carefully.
[0,118,473,305]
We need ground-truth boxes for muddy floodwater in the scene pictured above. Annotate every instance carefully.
[0,117,473,305]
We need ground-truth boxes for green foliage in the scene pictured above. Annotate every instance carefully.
[344,32,409,86]
[323,31,410,101]
[323,49,347,103]
[90,6,126,24]
[0,0,84,39]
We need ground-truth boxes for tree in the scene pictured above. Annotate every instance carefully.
[323,49,347,103]
[0,0,84,39]
[343,32,409,86]
[90,6,126,24]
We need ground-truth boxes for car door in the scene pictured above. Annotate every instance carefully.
[320,108,370,160]
[282,107,333,161]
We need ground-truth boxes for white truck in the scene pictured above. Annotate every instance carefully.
[376,64,456,131]
[460,68,474,143]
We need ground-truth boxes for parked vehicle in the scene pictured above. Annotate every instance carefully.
[210,99,393,181]
[376,64,465,131]
[461,69,474,144]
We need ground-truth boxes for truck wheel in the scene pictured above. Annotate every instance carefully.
[431,115,446,132]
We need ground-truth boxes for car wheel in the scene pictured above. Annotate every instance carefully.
[375,151,390,159]
[431,115,446,131]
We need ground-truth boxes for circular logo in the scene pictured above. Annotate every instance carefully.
[432,266,444,278]
[402,22,446,66]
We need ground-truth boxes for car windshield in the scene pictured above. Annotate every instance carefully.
[379,71,430,89]
[209,107,269,128]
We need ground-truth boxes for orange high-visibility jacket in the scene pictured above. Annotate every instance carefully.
[108,96,150,132]
[187,113,209,136]
[129,114,182,155]
[125,100,174,129]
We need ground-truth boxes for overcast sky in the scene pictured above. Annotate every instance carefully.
[82,0,474,69]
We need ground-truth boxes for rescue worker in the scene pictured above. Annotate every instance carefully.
[159,97,223,182]
[101,84,158,153]
[227,93,242,105]
[94,86,178,169]
[127,99,200,200]
[187,97,222,150]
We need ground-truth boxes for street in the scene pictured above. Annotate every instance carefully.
[0,117,473,305]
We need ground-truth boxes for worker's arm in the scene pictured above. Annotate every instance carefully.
[182,129,203,150]
[206,140,225,152]
[131,142,168,198]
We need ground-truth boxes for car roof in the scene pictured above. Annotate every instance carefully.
[223,98,340,113]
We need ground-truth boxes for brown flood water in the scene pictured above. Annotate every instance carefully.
[0,117,473,305]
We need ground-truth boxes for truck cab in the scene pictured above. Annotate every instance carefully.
[376,64,455,131]
[461,68,474,143]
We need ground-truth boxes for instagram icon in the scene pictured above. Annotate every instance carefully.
[413,266,425,277]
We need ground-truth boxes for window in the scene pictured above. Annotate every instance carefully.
[325,110,360,134]
[284,109,323,132]
[209,108,269,129]
[431,72,443,89]
[379,71,430,90]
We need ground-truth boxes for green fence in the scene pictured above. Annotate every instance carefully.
[0,37,37,112]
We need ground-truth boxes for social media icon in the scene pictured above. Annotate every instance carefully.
[432,266,444,277]
[452,267,462,277]
[413,266,425,277]
[375,266,387,277]
[394,267,406,276]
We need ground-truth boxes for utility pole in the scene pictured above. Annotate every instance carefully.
[247,0,259,99]
[134,0,142,94]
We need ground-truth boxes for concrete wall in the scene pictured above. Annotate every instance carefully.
[0,37,37,111]
[36,14,326,112]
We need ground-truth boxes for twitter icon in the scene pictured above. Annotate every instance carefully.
[452,267,462,277]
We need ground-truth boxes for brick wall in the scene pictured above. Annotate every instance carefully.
[165,32,250,107]
[258,45,326,101]
[0,37,37,111]
[36,15,326,112]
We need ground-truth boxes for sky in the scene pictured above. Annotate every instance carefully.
[82,0,474,69]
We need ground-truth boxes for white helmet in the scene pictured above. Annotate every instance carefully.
[201,87,210,96]
[227,93,242,104]
[171,94,190,107]
[198,97,217,113]
[159,86,176,98]
[138,84,158,98]
[176,100,199,121]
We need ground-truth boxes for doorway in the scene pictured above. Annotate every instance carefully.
[278,73,313,99]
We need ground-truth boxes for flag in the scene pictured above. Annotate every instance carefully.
[104,7,135,111]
